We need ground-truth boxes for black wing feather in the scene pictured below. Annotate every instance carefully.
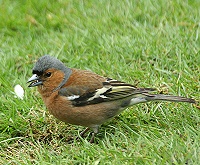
[59,78,156,106]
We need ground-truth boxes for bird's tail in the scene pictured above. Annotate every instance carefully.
[145,94,196,103]
[130,94,196,105]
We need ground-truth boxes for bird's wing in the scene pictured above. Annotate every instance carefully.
[59,78,156,106]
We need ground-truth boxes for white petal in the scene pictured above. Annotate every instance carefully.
[14,84,24,99]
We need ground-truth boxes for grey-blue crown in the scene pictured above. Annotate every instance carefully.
[33,55,66,73]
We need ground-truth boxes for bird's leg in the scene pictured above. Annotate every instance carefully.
[79,127,90,137]
[76,126,99,143]
[89,126,99,143]
[76,127,90,140]
[89,132,96,143]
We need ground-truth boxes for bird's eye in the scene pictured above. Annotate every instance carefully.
[45,72,51,77]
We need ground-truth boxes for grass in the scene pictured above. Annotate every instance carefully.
[0,0,199,164]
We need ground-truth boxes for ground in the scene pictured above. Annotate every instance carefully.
[0,0,199,164]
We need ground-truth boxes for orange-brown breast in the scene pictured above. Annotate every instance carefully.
[46,93,122,127]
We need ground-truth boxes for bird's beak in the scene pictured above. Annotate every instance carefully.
[27,74,43,87]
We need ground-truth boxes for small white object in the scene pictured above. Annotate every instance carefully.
[14,84,24,99]
[99,95,108,99]
[67,95,80,100]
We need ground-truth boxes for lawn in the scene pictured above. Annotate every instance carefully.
[0,0,199,164]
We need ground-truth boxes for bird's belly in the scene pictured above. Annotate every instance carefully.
[47,98,123,127]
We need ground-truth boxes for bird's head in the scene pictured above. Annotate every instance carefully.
[27,55,72,92]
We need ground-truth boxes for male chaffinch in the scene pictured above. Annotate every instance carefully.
[27,55,196,143]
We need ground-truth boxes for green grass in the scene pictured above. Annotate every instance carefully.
[0,0,199,164]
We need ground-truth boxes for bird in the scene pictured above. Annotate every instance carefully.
[27,55,196,143]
